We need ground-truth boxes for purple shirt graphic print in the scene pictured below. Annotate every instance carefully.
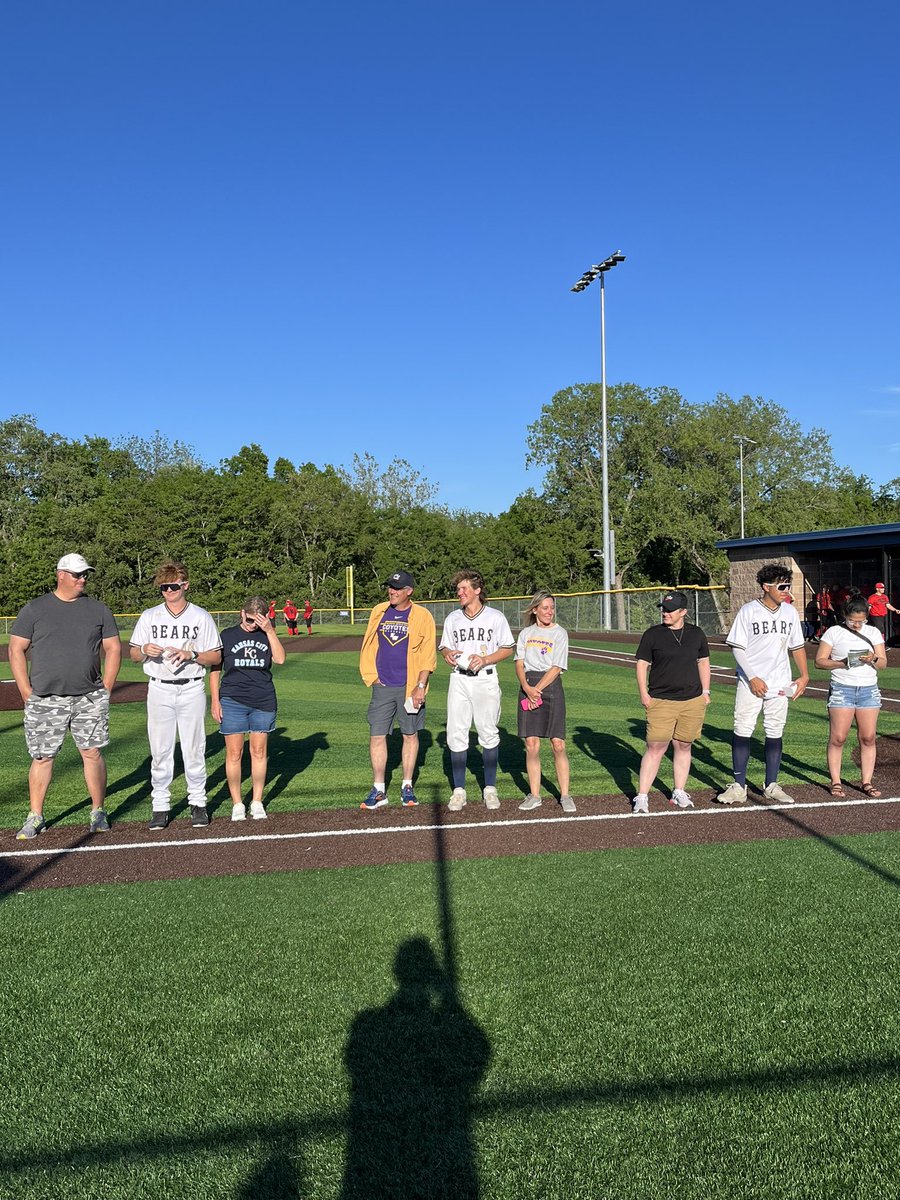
[375,606,411,687]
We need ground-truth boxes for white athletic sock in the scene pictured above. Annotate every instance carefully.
[402,779,412,788]
[374,781,386,792]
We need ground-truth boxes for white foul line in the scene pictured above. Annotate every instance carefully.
[2,795,900,861]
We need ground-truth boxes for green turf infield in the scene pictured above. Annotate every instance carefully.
[2,836,900,1198]
[1,650,897,831]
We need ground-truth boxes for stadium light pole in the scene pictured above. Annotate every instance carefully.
[571,251,626,630]
[733,435,756,539]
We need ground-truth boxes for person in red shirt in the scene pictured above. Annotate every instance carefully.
[816,585,834,636]
[866,582,898,639]
[303,599,314,636]
[283,599,298,636]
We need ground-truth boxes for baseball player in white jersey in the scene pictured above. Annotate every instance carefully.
[129,560,223,829]
[717,563,809,805]
[440,569,515,811]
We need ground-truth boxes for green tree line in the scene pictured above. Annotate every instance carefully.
[2,392,898,613]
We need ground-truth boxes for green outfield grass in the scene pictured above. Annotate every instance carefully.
[3,836,900,1198]
[1,648,898,832]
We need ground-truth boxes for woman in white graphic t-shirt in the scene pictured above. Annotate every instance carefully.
[815,596,887,798]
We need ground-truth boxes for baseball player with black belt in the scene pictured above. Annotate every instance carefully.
[440,569,515,811]
[129,560,223,829]
[717,563,809,805]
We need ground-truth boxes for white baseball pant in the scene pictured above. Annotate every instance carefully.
[147,679,209,810]
[446,672,502,752]
[733,683,789,738]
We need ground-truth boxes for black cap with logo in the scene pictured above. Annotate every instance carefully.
[659,590,688,612]
[384,571,415,590]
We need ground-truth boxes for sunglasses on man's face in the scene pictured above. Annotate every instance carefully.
[68,570,90,580]
[772,583,791,592]
[159,583,184,593]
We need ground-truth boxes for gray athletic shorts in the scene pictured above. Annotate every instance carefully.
[367,684,425,736]
[24,688,110,759]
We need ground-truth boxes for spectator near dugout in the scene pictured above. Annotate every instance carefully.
[866,582,898,639]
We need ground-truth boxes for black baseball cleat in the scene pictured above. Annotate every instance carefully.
[148,810,169,831]
[190,805,210,828]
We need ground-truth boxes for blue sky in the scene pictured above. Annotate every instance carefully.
[3,1,898,514]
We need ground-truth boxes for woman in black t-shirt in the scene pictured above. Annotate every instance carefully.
[210,596,286,821]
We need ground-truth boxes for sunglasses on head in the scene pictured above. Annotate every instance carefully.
[159,582,184,593]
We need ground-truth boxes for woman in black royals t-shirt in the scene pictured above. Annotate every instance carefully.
[210,596,286,822]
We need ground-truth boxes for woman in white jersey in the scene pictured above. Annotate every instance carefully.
[815,595,887,797]
[515,591,575,813]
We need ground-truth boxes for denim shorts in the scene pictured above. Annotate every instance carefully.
[219,695,276,734]
[827,683,882,710]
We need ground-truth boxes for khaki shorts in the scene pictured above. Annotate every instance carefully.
[24,688,110,759]
[645,695,706,744]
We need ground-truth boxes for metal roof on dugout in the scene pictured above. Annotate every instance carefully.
[717,522,900,642]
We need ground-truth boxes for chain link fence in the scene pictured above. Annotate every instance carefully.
[0,588,727,638]
[303,587,728,635]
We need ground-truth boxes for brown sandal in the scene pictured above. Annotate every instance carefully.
[860,782,882,798]
[829,782,846,798]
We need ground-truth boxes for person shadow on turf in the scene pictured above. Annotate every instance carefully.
[236,1137,305,1199]
[340,936,490,1199]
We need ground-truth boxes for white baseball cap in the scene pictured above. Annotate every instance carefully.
[57,553,94,573]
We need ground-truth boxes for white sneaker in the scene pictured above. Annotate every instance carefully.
[483,786,500,810]
[632,793,650,815]
[250,800,267,819]
[670,789,694,809]
[559,795,576,813]
[717,781,747,805]
[231,803,247,822]
[448,788,467,812]
[763,782,794,804]
[518,794,542,811]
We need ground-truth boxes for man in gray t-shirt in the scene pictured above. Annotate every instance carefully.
[9,553,121,840]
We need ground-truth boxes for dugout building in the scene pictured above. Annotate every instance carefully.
[717,522,900,643]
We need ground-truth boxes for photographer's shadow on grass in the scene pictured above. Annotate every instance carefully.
[341,937,490,1199]
[236,1139,305,1200]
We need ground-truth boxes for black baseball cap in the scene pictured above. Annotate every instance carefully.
[384,571,415,589]
[659,590,688,612]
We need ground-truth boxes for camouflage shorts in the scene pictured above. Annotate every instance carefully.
[23,689,110,759]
